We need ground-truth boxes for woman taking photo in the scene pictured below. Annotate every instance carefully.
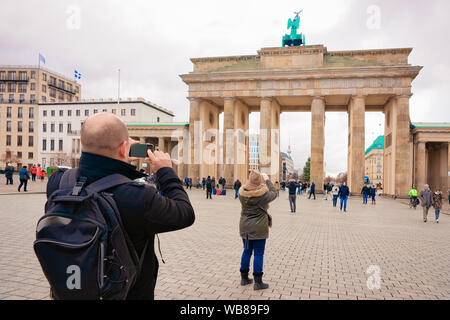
[238,170,277,290]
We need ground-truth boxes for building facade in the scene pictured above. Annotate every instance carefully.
[249,134,259,172]
[37,98,174,168]
[412,122,450,193]
[365,136,384,187]
[281,151,295,181]
[0,66,81,169]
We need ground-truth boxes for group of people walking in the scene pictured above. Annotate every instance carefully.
[3,163,47,192]
[409,184,445,223]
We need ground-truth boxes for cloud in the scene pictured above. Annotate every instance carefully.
[1,0,449,176]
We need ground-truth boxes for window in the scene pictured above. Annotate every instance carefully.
[67,94,72,102]
[131,109,136,116]
[31,71,36,79]
[6,135,11,146]
[9,94,14,103]
[58,110,63,117]
[157,117,160,122]
[17,136,22,146]
[103,109,107,113]
[29,107,34,118]
[8,71,16,80]
[76,110,80,116]
[0,83,5,92]
[49,88,56,98]
[0,71,5,80]
[59,123,63,133]
[42,73,47,81]
[19,84,27,93]
[68,110,72,116]
[41,96,46,102]
[112,109,116,114]
[17,152,22,159]
[58,80,64,88]
[58,91,64,100]
[94,109,98,114]
[30,83,36,91]
[43,123,46,133]
[9,83,16,93]
[42,84,46,93]
[50,123,55,132]
[28,136,34,147]
[50,139,55,151]
[6,121,11,132]
[0,93,3,102]
[85,110,89,116]
[19,71,27,81]
[28,152,34,159]
[30,95,36,104]
[51,110,55,117]
[67,123,72,133]
[49,76,56,86]
[59,140,63,151]
[121,109,126,116]
[7,107,11,118]
[17,121,23,132]
[19,94,25,103]
[43,110,47,117]
[42,139,47,151]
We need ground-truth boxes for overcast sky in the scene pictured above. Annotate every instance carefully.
[1,0,449,175]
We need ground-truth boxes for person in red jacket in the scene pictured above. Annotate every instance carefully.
[30,165,37,181]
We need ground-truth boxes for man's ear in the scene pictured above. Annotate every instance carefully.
[119,140,128,159]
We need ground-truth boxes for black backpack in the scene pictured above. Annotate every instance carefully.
[33,169,148,300]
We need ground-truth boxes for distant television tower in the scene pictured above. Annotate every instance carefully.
[287,136,292,157]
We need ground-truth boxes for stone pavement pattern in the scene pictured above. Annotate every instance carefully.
[0,188,449,300]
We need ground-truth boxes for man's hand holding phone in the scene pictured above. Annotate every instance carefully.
[147,149,173,173]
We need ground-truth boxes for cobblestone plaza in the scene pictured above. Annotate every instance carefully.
[0,184,449,300]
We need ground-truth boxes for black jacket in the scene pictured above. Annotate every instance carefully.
[234,180,242,190]
[287,182,299,195]
[46,152,195,300]
[339,185,350,198]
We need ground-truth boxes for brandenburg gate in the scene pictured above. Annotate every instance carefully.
[180,45,422,197]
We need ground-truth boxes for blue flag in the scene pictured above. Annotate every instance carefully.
[39,53,46,64]
[74,70,82,80]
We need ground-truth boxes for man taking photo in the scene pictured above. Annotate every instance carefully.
[45,113,195,299]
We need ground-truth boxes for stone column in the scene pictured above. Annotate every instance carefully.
[233,100,249,184]
[310,96,325,193]
[223,97,236,184]
[259,97,272,177]
[394,95,413,197]
[440,143,448,192]
[188,97,201,179]
[347,95,365,194]
[416,142,426,189]
[158,137,165,152]
[448,143,450,193]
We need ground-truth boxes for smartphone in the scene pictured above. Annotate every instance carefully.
[129,143,154,158]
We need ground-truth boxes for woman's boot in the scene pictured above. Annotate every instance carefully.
[253,273,269,290]
[240,270,253,286]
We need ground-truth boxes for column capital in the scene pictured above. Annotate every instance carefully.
[187,97,200,102]
[259,96,273,103]
[223,96,236,102]
[311,95,325,101]
[395,93,413,99]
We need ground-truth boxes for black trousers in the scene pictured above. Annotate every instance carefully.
[18,179,28,191]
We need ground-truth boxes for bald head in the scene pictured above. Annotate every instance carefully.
[81,113,129,158]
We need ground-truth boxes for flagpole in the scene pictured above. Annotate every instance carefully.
[118,69,120,105]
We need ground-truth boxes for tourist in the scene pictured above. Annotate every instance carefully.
[222,177,226,190]
[17,166,30,192]
[361,184,370,205]
[287,179,299,213]
[38,166,46,181]
[188,178,193,190]
[419,184,434,223]
[4,163,14,185]
[370,185,377,205]
[202,177,206,190]
[184,177,189,190]
[206,176,212,199]
[238,170,277,290]
[332,184,340,207]
[274,180,280,197]
[30,165,37,182]
[308,181,316,200]
[432,189,443,223]
[233,179,242,199]
[211,177,216,193]
[297,181,302,195]
[339,182,350,212]
[408,186,419,208]
[45,112,195,299]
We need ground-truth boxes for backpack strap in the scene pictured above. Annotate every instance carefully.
[59,168,80,190]
[84,174,131,195]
